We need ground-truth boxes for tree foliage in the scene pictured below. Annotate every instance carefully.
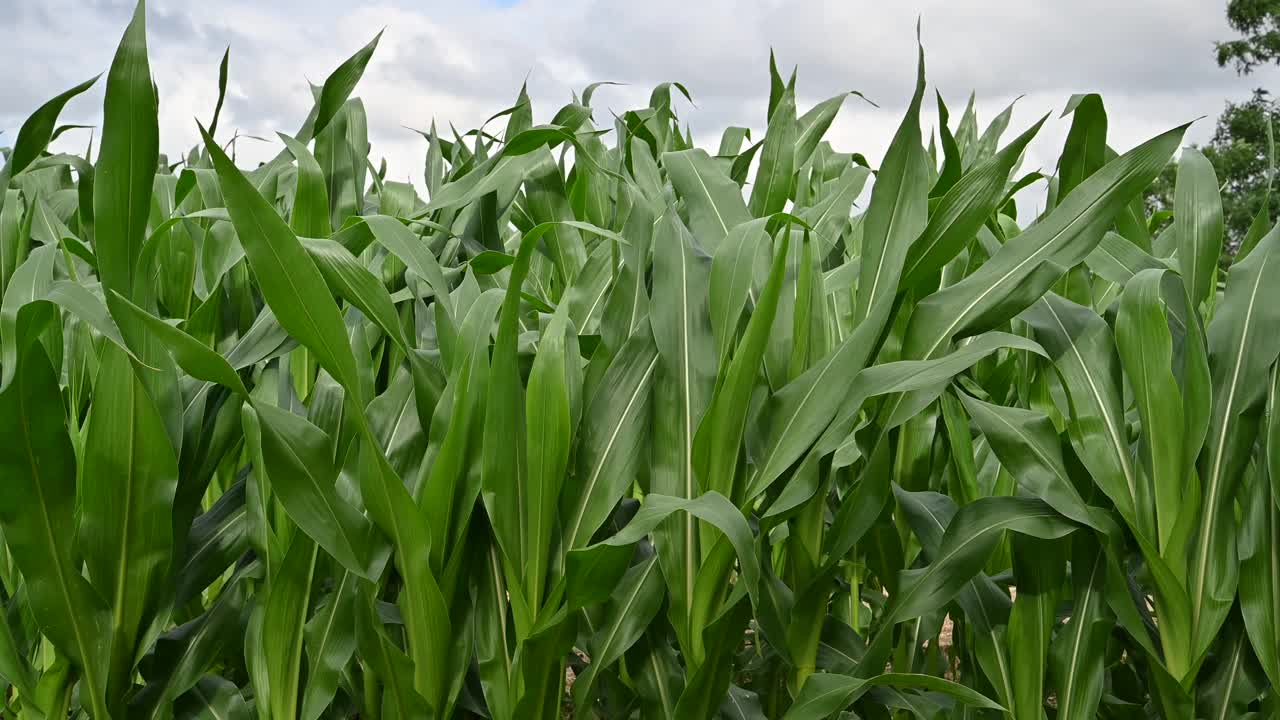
[1216,0,1280,74]
[1148,0,1280,255]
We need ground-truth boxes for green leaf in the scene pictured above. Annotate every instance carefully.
[0,342,111,718]
[524,303,576,604]
[1174,147,1224,307]
[695,225,789,499]
[279,133,332,237]
[663,149,752,250]
[242,403,389,581]
[748,84,796,217]
[469,249,517,275]
[707,218,769,362]
[853,41,928,334]
[882,496,1077,627]
[524,147,587,286]
[1048,541,1110,720]
[568,492,759,612]
[647,211,715,645]
[560,332,659,551]
[301,570,357,720]
[1190,223,1280,662]
[4,75,99,178]
[900,115,1046,290]
[200,123,363,401]
[355,586,434,719]
[311,31,382,140]
[1115,270,1186,552]
[1008,536,1065,718]
[80,343,180,705]
[959,393,1110,533]
[1020,293,1140,533]
[782,672,1003,719]
[1238,427,1280,690]
[902,123,1187,362]
[94,0,158,302]
[263,533,319,720]
[174,677,251,720]
[108,291,249,397]
[571,555,664,716]
[1057,94,1107,200]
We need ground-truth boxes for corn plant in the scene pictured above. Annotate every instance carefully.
[0,2,1277,718]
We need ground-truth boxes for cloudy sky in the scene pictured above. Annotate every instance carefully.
[3,0,1276,205]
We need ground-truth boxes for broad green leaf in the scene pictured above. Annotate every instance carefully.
[301,570,357,720]
[560,332,659,551]
[853,42,928,334]
[3,75,99,179]
[1057,94,1107,200]
[571,555,664,716]
[279,133,332,237]
[695,225,789,500]
[0,342,111,718]
[1020,293,1140,532]
[900,115,1046,290]
[783,672,1003,719]
[902,123,1186,362]
[647,211,715,646]
[881,496,1077,627]
[959,393,1110,533]
[109,291,249,397]
[1238,438,1280,689]
[201,124,362,400]
[81,343,180,704]
[1116,269,1186,552]
[1190,224,1280,662]
[748,84,796,217]
[1048,542,1110,720]
[662,149,752,250]
[310,31,383,141]
[1174,147,1224,308]
[94,0,158,302]
[524,303,576,604]
[569,493,759,611]
[243,403,389,581]
[263,534,319,720]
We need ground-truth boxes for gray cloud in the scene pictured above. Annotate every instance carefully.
[2,0,1276,203]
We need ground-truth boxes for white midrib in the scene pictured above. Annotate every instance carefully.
[113,380,139,639]
[1060,556,1101,719]
[678,238,697,620]
[917,497,1011,702]
[272,415,365,568]
[755,107,789,214]
[21,377,106,710]
[1215,635,1245,720]
[1193,255,1268,630]
[594,559,658,667]
[860,139,915,323]
[488,546,513,682]
[566,354,658,548]
[182,507,247,579]
[1042,300,1137,512]
[920,167,1131,362]
[283,542,320,718]
[889,512,1059,625]
[680,152,731,238]
[582,274,612,329]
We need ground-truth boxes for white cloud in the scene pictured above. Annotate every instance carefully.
[3,0,1277,207]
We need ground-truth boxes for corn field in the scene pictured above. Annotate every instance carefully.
[1,2,1278,718]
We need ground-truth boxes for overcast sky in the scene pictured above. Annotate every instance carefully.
[3,0,1277,207]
